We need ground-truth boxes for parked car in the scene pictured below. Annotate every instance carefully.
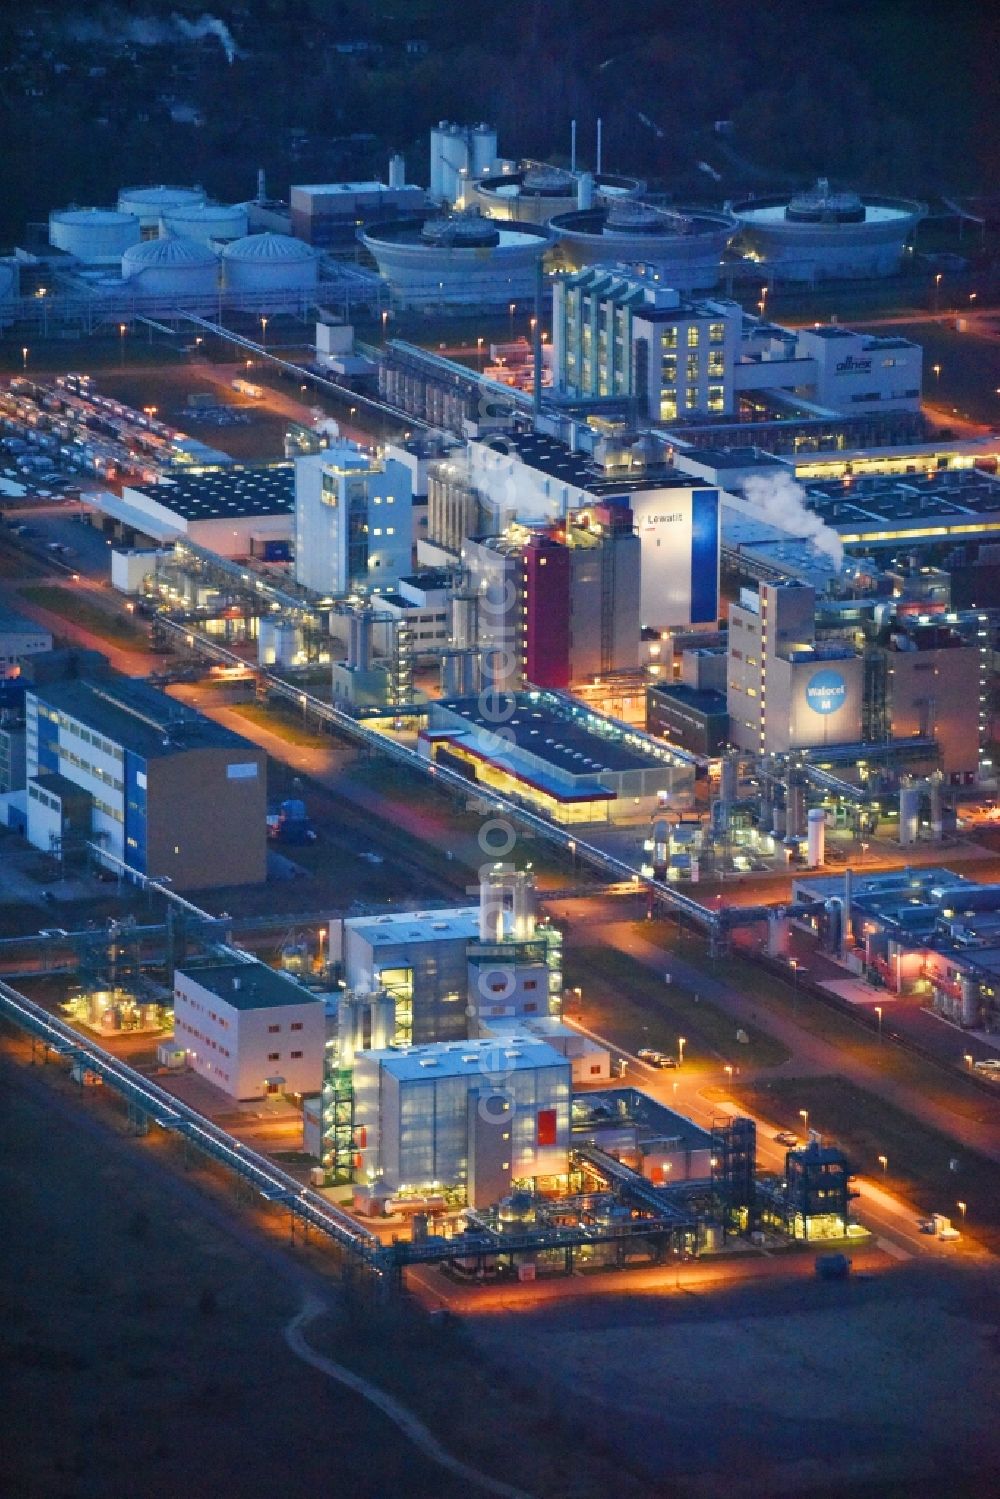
[774,1131,800,1147]
[637,1048,677,1068]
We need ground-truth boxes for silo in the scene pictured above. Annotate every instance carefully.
[577,172,594,210]
[49,207,142,263]
[121,234,220,298]
[450,592,477,649]
[786,773,806,838]
[899,781,920,845]
[807,807,826,868]
[163,201,249,244]
[258,618,302,667]
[117,184,207,231]
[347,610,374,671]
[440,649,476,696]
[369,990,396,1050]
[0,261,17,324]
[221,233,318,302]
[388,153,406,190]
[471,123,498,178]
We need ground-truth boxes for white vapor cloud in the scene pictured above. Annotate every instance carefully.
[741,472,844,570]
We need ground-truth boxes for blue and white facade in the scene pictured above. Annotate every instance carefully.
[24,678,266,888]
[294,440,413,598]
[626,485,720,629]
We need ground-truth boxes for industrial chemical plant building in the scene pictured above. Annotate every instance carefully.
[173,961,325,1100]
[448,430,721,632]
[294,439,413,596]
[25,675,266,887]
[92,465,295,558]
[422,693,694,823]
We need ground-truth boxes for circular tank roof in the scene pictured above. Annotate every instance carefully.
[223,232,316,261]
[520,166,575,195]
[119,185,205,207]
[52,207,139,226]
[786,181,866,224]
[164,202,246,222]
[122,234,219,268]
[420,213,500,248]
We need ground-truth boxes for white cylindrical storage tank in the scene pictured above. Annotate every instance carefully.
[163,201,249,245]
[450,593,477,649]
[807,807,826,868]
[786,776,806,838]
[576,172,594,210]
[49,207,142,263]
[471,123,498,178]
[121,234,220,298]
[899,782,920,845]
[222,233,318,301]
[117,184,206,231]
[0,261,17,323]
[258,618,303,667]
[388,153,406,190]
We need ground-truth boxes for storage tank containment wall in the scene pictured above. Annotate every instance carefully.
[163,202,249,244]
[117,185,207,231]
[222,233,319,296]
[49,207,142,263]
[121,235,220,297]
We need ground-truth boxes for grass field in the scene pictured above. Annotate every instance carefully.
[731,1074,1000,1252]
[565,941,791,1070]
[19,584,151,650]
[227,700,331,748]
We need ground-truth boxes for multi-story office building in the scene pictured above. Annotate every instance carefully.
[24,676,266,887]
[552,268,742,422]
[173,961,325,1100]
[294,439,413,597]
[461,501,641,689]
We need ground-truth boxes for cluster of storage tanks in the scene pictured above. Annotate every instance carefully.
[48,185,318,306]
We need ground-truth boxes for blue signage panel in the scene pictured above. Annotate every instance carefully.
[805,668,847,715]
[689,488,719,625]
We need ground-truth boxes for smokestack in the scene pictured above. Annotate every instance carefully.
[256,167,266,204]
[596,117,603,175]
[571,119,577,174]
[533,256,543,417]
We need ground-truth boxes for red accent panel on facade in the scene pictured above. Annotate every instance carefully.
[523,537,571,688]
[537,1108,557,1147]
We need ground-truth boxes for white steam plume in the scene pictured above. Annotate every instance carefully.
[172,13,240,65]
[310,410,341,444]
[65,11,240,65]
[741,472,844,570]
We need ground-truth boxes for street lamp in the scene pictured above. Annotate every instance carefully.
[964,1052,974,1069]
[957,1200,967,1221]
[860,841,869,866]
[260,315,269,348]
[119,323,127,366]
[477,334,484,371]
[724,1063,733,1082]
[932,363,942,381]
[21,346,28,371]
[799,1108,809,1136]
[508,301,516,340]
[677,1036,686,1066]
[878,1153,888,1173]
[875,1004,883,1044]
[381,309,389,340]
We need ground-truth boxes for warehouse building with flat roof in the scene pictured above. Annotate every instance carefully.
[91,464,294,557]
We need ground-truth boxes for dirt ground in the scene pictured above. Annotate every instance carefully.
[0,1049,648,1499]
[469,1263,1000,1499]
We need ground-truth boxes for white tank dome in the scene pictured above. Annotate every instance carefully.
[49,207,142,263]
[222,233,318,298]
[117,185,207,228]
[163,202,250,244]
[223,232,316,263]
[121,234,219,298]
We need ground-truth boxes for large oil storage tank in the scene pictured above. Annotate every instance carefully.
[221,233,319,302]
[548,199,738,290]
[361,211,549,311]
[117,184,207,232]
[731,180,925,281]
[121,234,219,298]
[473,164,644,225]
[162,201,249,245]
[49,206,142,263]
